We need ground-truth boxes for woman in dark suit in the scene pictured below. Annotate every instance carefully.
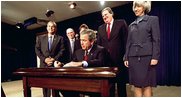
[124,1,160,97]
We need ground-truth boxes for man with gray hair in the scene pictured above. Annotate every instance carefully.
[65,28,81,63]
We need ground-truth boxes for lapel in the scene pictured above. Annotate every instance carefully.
[88,44,96,60]
[103,24,108,40]
[68,40,72,53]
[74,39,80,51]
[43,35,49,52]
[109,20,116,40]
[131,15,149,26]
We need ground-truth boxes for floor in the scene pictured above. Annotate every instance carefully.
[1,80,181,97]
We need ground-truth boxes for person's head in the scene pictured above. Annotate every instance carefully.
[66,28,75,39]
[101,7,114,24]
[47,21,57,35]
[79,24,89,33]
[80,29,96,50]
[133,1,151,16]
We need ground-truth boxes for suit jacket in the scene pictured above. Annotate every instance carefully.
[97,19,128,67]
[73,44,111,67]
[64,38,81,63]
[35,34,65,68]
[124,15,160,60]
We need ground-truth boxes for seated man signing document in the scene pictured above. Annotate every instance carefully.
[63,29,111,67]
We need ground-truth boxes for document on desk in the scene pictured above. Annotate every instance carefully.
[63,62,82,67]
[63,63,72,67]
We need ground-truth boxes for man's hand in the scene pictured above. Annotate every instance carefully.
[150,59,158,65]
[63,61,82,67]
[45,57,55,66]
[124,61,129,67]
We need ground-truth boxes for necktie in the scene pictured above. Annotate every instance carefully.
[107,23,111,39]
[48,36,52,50]
[83,50,88,61]
[70,39,74,54]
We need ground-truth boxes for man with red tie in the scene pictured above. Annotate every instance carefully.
[63,29,111,68]
[63,29,111,97]
[97,7,128,97]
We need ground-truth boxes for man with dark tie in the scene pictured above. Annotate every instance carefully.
[35,21,65,97]
[65,28,81,63]
[97,7,128,97]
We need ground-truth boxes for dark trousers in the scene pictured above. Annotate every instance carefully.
[43,88,51,97]
[116,67,128,97]
[61,91,80,97]
[110,81,127,97]
[117,81,127,97]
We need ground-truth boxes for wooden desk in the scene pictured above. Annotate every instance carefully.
[14,67,118,97]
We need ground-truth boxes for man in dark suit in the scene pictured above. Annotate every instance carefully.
[61,28,81,97]
[65,28,81,62]
[63,29,111,97]
[64,28,111,68]
[35,21,65,97]
[97,7,128,97]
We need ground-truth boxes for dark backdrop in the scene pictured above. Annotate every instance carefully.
[1,1,181,86]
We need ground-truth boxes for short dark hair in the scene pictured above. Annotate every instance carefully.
[101,7,114,16]
[79,24,89,30]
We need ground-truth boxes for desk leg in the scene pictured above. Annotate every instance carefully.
[23,77,31,97]
[100,80,109,97]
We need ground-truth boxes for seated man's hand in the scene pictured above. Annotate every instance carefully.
[54,61,63,67]
[63,61,82,67]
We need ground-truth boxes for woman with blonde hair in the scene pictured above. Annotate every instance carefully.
[124,1,160,97]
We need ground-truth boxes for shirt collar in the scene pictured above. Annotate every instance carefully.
[86,45,93,54]
[48,34,55,38]
[131,15,149,25]
[110,18,114,25]
[69,38,75,42]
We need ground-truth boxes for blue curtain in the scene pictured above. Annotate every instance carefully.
[150,1,181,86]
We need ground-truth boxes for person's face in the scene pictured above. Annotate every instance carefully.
[67,31,75,39]
[102,10,113,24]
[134,5,145,17]
[47,22,57,34]
[80,34,93,50]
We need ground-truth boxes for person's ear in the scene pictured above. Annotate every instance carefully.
[90,40,94,45]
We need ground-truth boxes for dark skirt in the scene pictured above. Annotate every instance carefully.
[128,56,157,88]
